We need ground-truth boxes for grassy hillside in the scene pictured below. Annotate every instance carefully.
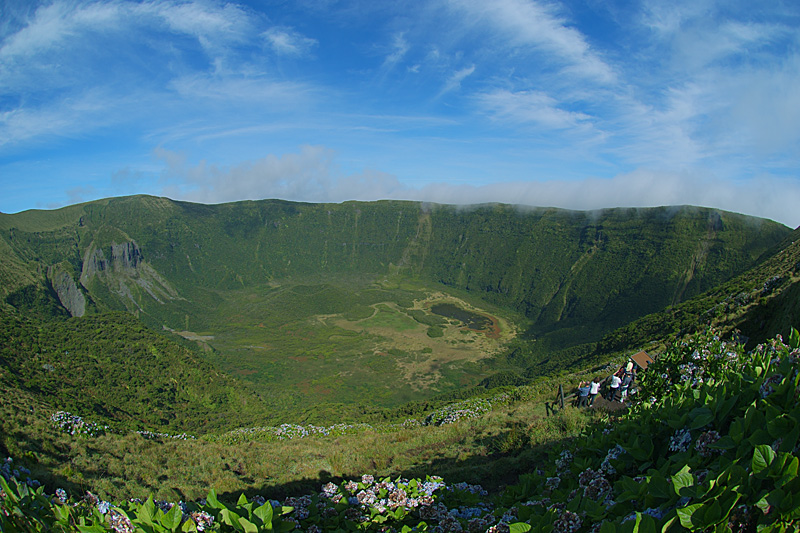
[2,324,799,531]
[595,227,800,357]
[0,305,271,433]
[0,198,787,334]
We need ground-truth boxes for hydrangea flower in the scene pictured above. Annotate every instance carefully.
[695,430,721,457]
[107,510,135,533]
[553,509,581,533]
[669,428,692,453]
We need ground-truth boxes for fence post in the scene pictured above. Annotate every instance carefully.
[559,384,565,409]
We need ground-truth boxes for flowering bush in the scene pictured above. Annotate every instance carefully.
[5,327,800,531]
[50,411,108,437]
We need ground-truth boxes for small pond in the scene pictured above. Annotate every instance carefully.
[430,303,494,331]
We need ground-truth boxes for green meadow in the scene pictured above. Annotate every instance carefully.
[180,275,523,415]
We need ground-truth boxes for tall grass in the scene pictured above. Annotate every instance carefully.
[0,379,603,504]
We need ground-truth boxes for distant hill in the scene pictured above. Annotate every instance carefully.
[0,196,792,421]
[0,196,788,335]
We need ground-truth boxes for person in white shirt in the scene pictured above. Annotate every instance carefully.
[610,371,623,401]
[589,378,601,406]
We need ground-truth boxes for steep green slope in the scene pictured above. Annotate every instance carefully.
[0,197,788,344]
[597,226,800,356]
[420,205,785,343]
[0,305,270,432]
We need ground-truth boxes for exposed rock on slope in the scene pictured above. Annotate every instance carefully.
[46,264,86,317]
[80,240,182,312]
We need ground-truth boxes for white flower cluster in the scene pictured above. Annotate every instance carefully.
[50,411,108,437]
[555,450,574,473]
[135,430,196,440]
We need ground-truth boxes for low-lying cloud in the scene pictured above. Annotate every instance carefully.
[153,146,800,228]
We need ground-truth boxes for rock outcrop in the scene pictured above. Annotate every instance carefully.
[80,240,180,311]
[47,264,86,317]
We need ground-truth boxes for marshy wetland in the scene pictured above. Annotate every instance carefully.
[180,275,521,414]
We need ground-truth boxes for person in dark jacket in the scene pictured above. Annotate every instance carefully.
[577,381,590,407]
[620,370,635,403]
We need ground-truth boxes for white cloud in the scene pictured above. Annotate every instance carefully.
[263,26,317,56]
[381,32,410,70]
[439,64,476,96]
[169,74,313,105]
[157,145,339,204]
[446,0,615,83]
[410,169,800,227]
[476,89,592,130]
[0,89,117,147]
[150,145,800,228]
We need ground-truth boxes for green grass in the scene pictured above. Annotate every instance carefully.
[0,374,597,503]
[177,275,524,417]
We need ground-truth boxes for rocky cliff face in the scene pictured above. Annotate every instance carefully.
[80,240,180,312]
[111,241,143,271]
[47,264,86,317]
[81,240,144,277]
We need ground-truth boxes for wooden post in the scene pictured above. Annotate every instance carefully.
[559,384,565,409]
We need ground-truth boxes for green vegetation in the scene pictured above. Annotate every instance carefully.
[0,307,271,432]
[3,326,800,531]
[0,196,790,420]
[2,196,800,530]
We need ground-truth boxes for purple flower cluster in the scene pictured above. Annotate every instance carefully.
[1,456,38,488]
[695,430,722,458]
[578,468,612,501]
[599,444,625,475]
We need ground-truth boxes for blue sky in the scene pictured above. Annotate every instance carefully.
[2,0,799,227]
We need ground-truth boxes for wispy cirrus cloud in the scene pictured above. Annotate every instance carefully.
[445,0,615,84]
[476,89,593,130]
[438,65,476,96]
[381,32,410,71]
[263,26,317,56]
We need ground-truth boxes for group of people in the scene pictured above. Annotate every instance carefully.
[575,361,638,407]
[575,378,601,407]
[608,363,637,403]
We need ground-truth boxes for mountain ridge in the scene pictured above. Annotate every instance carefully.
[0,195,791,417]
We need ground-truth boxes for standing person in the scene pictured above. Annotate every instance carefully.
[588,378,601,406]
[609,370,622,402]
[620,371,634,403]
[577,381,590,407]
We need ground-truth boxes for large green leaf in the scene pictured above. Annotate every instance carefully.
[688,407,714,430]
[137,497,156,526]
[752,445,777,475]
[205,489,226,511]
[253,503,274,528]
[160,504,184,531]
[676,503,704,529]
[159,505,183,531]
[238,516,258,533]
[672,466,694,497]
